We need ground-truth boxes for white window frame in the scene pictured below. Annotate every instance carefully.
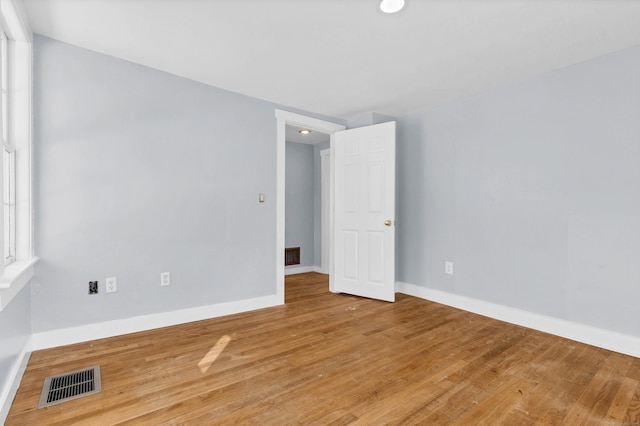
[0,0,36,311]
[2,29,16,266]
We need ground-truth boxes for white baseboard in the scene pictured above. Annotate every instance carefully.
[30,295,282,351]
[284,265,315,275]
[0,336,32,425]
[397,281,640,358]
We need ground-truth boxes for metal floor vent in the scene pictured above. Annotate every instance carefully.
[285,247,301,266]
[38,366,102,409]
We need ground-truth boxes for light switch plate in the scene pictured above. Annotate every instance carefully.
[161,272,171,287]
[445,261,454,275]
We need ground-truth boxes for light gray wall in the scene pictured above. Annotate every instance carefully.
[397,44,640,337]
[32,36,281,332]
[285,141,314,267]
[313,140,330,267]
[0,286,31,420]
[348,112,395,129]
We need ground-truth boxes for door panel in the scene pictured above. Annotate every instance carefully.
[333,121,396,302]
[343,231,359,280]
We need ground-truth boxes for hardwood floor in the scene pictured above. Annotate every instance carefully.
[7,272,640,425]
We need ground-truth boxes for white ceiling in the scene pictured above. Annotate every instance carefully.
[23,0,640,120]
[286,125,330,145]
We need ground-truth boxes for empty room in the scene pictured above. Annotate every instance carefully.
[1,0,639,424]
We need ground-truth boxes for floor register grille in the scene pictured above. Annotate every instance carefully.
[38,366,102,408]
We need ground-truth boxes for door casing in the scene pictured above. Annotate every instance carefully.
[320,148,330,274]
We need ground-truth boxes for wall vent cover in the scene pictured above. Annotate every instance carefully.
[285,247,301,266]
[38,366,102,409]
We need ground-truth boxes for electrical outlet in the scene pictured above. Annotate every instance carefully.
[89,281,98,294]
[160,272,171,287]
[445,261,454,275]
[106,277,117,293]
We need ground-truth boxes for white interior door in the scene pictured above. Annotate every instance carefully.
[333,121,396,302]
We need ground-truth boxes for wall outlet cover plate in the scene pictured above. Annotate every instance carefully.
[106,277,117,293]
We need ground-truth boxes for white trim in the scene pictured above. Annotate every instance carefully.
[0,0,31,42]
[275,110,345,303]
[0,335,30,424]
[328,134,336,293]
[275,110,345,135]
[284,265,316,276]
[397,281,640,358]
[30,295,281,351]
[0,0,34,310]
[320,148,330,274]
[11,26,33,262]
[0,256,36,310]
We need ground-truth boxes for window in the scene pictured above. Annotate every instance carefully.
[0,0,36,311]
[2,30,16,265]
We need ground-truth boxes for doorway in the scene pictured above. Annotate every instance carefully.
[283,125,330,275]
[275,110,346,303]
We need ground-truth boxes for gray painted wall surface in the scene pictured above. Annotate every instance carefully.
[397,45,640,337]
[348,112,395,129]
[0,285,31,418]
[32,36,280,332]
[285,142,314,267]
[313,140,330,267]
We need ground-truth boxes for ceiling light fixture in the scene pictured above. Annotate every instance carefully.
[298,129,311,135]
[380,0,405,14]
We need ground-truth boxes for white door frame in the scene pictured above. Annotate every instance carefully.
[320,148,330,274]
[275,109,346,303]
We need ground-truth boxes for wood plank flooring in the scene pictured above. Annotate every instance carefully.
[7,272,640,425]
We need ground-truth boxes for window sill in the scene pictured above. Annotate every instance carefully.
[0,257,38,311]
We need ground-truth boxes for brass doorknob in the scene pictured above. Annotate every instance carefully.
[384,220,392,226]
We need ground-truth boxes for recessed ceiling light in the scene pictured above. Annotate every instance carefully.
[299,129,311,135]
[380,0,405,14]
